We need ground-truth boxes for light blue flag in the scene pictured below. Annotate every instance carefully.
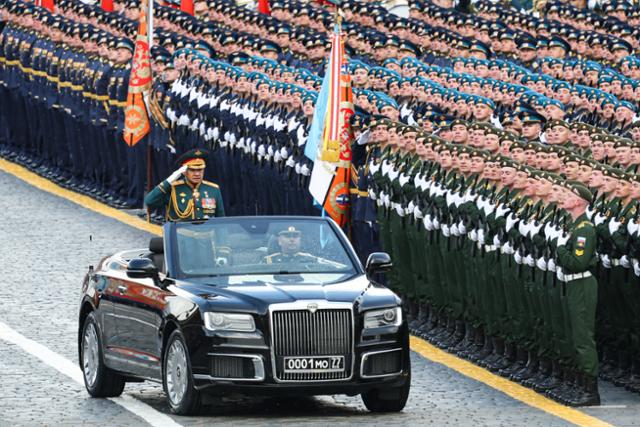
[304,65,331,161]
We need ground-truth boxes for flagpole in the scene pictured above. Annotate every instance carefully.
[146,0,154,223]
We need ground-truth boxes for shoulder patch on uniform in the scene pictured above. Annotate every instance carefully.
[202,180,219,188]
[576,220,593,229]
[575,249,584,257]
[171,180,185,186]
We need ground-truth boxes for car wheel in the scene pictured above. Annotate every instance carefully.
[163,329,201,415]
[81,312,125,397]
[361,371,411,413]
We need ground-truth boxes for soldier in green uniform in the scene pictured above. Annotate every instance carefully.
[555,182,600,406]
[144,148,225,221]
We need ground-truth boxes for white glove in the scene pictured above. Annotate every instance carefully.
[495,203,510,218]
[594,213,607,226]
[301,164,310,176]
[556,267,565,282]
[585,205,594,220]
[432,217,440,229]
[442,224,450,237]
[608,218,621,235]
[506,213,518,232]
[620,255,631,268]
[424,215,434,231]
[547,258,557,272]
[469,229,478,241]
[501,242,515,255]
[286,157,296,168]
[601,254,611,268]
[167,165,187,183]
[536,257,547,271]
[493,235,501,247]
[634,259,640,276]
[524,254,535,267]
[518,220,530,237]
[514,251,523,264]
[556,233,570,247]
[450,223,460,236]
[529,222,543,237]
[457,221,467,235]
[478,229,485,245]
[628,220,640,236]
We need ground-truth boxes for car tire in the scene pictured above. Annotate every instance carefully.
[361,370,411,413]
[163,329,201,415]
[80,312,125,397]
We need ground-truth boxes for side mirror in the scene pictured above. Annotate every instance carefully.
[365,252,392,281]
[127,258,160,283]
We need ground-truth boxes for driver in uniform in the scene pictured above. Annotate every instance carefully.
[263,227,318,264]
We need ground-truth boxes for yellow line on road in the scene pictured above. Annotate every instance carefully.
[0,158,162,236]
[0,157,613,427]
[410,336,613,427]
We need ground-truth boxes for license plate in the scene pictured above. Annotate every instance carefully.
[283,356,345,373]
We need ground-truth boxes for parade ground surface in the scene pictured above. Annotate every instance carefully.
[3,159,640,427]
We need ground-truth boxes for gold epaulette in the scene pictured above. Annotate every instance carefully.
[171,180,185,186]
[202,180,219,188]
[576,220,593,229]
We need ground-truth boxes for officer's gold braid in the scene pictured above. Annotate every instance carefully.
[170,187,195,220]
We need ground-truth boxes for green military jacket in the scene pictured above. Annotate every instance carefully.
[557,214,597,274]
[144,179,225,221]
[263,252,318,264]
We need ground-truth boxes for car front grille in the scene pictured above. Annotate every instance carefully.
[210,355,253,379]
[272,308,353,381]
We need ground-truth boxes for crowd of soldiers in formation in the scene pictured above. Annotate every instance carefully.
[4,0,640,408]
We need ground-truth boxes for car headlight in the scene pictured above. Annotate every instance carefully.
[204,312,256,332]
[363,307,402,329]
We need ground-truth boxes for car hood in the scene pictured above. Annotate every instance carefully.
[174,274,400,314]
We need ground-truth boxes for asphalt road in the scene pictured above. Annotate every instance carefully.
[1,168,640,427]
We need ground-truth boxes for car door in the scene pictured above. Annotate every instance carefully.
[110,275,171,380]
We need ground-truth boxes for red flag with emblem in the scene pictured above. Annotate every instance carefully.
[123,0,152,147]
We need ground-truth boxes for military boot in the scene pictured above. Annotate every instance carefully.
[473,335,494,366]
[534,360,563,393]
[484,337,508,372]
[499,346,527,377]
[569,373,601,407]
[523,357,551,389]
[612,351,632,387]
[547,369,580,405]
[452,323,476,356]
[599,346,619,382]
[510,350,539,383]
[409,303,428,332]
[625,360,640,393]
[441,319,465,349]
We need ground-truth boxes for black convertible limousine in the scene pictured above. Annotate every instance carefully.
[78,216,410,415]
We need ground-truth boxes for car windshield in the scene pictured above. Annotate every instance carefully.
[173,218,358,279]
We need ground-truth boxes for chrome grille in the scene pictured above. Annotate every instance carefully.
[272,308,353,381]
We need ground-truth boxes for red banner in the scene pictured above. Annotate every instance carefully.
[123,0,152,147]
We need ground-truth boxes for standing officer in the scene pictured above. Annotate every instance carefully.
[144,148,225,221]
[556,182,599,406]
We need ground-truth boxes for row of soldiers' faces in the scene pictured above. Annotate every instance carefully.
[382,134,640,205]
[172,54,317,117]
[368,121,640,190]
[6,8,134,65]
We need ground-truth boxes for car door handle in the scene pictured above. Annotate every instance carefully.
[117,285,128,293]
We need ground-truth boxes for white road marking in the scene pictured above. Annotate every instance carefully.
[0,321,183,427]
[588,405,628,409]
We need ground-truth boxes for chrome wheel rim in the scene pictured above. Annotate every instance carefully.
[82,322,99,387]
[166,339,188,405]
